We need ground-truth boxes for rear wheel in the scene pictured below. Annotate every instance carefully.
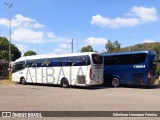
[20,77,26,85]
[112,78,120,87]
[61,78,69,88]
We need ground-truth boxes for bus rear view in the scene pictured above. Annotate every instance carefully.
[102,50,158,87]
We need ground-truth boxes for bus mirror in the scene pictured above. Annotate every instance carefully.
[157,59,160,62]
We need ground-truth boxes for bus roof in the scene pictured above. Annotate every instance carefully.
[102,50,155,56]
[14,52,99,62]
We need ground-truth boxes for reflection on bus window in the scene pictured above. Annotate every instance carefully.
[92,55,103,64]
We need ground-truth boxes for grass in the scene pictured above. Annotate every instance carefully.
[0,79,16,84]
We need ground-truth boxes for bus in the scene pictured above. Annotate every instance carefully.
[102,50,158,87]
[12,52,103,87]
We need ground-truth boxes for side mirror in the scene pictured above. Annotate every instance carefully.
[157,59,160,62]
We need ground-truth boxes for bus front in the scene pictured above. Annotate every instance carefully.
[87,54,104,85]
[147,51,158,85]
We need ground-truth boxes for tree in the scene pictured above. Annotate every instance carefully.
[113,40,121,52]
[24,50,36,56]
[80,45,94,52]
[105,40,121,53]
[0,37,21,61]
[105,40,114,53]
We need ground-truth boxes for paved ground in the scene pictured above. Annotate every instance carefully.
[0,83,160,120]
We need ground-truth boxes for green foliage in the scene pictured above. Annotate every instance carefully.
[0,37,21,61]
[105,40,121,53]
[119,42,160,53]
[80,45,94,52]
[0,63,8,79]
[157,63,160,73]
[24,50,36,56]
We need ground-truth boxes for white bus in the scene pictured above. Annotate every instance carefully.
[12,52,103,87]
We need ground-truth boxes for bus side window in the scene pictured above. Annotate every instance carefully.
[52,58,63,66]
[42,59,51,67]
[32,60,37,67]
[26,60,37,67]
[81,56,90,65]
[133,53,147,64]
[68,57,81,66]
[37,59,43,67]
[104,56,119,65]
[119,55,132,65]
[61,57,68,66]
[68,57,75,66]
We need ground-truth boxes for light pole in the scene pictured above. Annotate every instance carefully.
[5,2,13,81]
[71,39,73,53]
[128,36,132,52]
[36,43,39,55]
[5,2,13,65]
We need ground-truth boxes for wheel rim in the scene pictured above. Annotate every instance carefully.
[21,78,26,85]
[112,78,119,87]
[62,79,69,88]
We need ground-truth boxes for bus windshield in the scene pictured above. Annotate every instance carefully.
[92,54,103,64]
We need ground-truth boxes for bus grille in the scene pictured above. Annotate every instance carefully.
[77,75,86,84]
[133,73,144,84]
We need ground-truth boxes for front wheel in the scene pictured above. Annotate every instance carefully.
[61,78,69,88]
[112,78,120,87]
[20,77,26,85]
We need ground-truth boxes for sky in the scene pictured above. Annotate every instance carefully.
[0,0,160,55]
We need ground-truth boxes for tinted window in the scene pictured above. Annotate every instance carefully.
[92,54,103,64]
[26,60,37,67]
[104,56,118,65]
[42,59,51,67]
[68,57,81,66]
[51,57,68,66]
[37,59,43,67]
[81,55,90,65]
[133,53,147,64]
[12,61,25,73]
[119,55,132,65]
[67,56,90,66]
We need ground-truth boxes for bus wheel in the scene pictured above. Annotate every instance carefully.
[20,77,26,85]
[61,78,69,88]
[112,78,120,87]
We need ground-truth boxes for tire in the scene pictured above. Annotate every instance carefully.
[112,78,120,87]
[61,78,69,88]
[20,77,26,85]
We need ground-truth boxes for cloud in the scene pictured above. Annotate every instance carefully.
[91,15,139,28]
[47,32,56,38]
[0,14,44,28]
[91,6,158,28]
[54,48,71,54]
[59,44,71,48]
[0,14,72,44]
[129,6,158,23]
[0,14,74,55]
[12,28,45,43]
[86,37,108,46]
[0,18,9,27]
[143,39,156,43]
